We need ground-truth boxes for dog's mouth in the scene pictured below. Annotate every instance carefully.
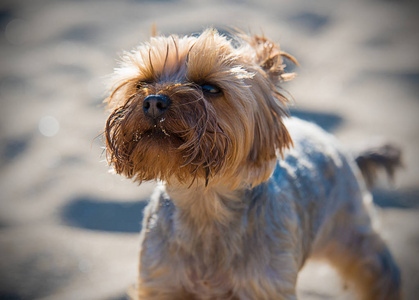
[134,126,185,148]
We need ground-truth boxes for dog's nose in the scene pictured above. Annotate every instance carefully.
[143,94,171,119]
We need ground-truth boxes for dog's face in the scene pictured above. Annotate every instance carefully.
[105,29,295,188]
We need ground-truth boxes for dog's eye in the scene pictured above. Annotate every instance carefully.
[136,81,153,90]
[136,83,145,90]
[201,84,221,95]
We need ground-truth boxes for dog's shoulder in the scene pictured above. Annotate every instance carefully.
[272,117,358,198]
[282,117,345,165]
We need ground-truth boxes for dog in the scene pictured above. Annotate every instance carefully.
[104,28,402,300]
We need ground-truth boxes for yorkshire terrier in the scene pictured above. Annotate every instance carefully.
[104,28,402,300]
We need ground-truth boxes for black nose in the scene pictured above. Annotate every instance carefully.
[143,94,171,119]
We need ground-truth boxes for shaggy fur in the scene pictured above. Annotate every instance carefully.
[104,28,402,299]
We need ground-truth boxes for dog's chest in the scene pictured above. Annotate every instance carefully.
[144,216,244,297]
[183,265,234,298]
[140,186,302,298]
[172,231,240,293]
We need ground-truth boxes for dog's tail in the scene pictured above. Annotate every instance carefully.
[355,144,403,189]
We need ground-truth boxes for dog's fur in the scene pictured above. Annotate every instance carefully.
[104,28,402,299]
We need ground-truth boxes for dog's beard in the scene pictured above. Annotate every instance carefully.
[105,84,233,185]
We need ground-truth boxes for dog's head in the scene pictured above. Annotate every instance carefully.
[105,29,296,188]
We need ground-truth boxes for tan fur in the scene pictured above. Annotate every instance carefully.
[104,28,402,300]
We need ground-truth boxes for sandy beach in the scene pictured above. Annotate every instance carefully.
[0,0,418,299]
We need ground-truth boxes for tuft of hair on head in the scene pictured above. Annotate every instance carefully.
[355,144,403,189]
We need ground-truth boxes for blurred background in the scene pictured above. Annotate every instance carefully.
[0,0,418,299]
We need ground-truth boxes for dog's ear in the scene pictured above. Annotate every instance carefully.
[247,72,293,179]
[241,34,296,186]
[247,34,298,84]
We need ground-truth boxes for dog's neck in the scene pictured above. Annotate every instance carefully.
[164,180,253,262]
[165,181,248,226]
[161,181,255,267]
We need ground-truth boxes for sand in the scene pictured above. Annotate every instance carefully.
[0,0,418,299]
